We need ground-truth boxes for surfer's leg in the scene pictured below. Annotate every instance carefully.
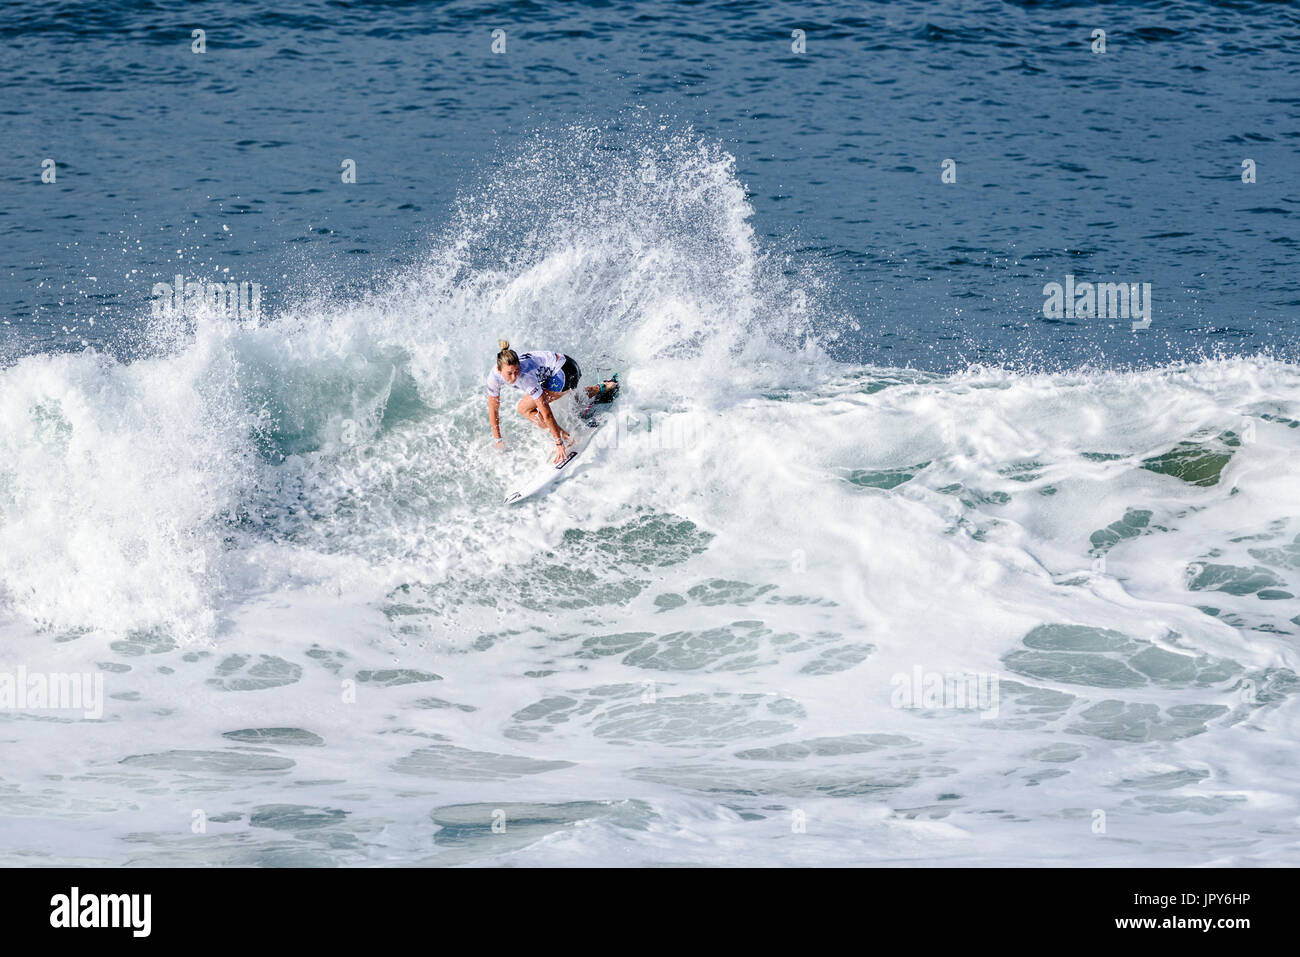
[517,395,570,440]
[516,395,542,426]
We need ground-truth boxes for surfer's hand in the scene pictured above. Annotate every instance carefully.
[492,437,506,451]
[553,441,569,465]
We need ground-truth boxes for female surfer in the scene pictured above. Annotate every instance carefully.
[486,340,616,464]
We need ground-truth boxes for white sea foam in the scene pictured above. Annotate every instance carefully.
[0,130,1296,865]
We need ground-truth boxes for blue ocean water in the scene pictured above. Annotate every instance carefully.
[3,0,1297,367]
[0,0,1298,866]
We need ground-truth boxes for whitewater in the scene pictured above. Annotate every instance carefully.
[0,134,1297,866]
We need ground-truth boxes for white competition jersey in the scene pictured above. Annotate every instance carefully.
[485,351,566,399]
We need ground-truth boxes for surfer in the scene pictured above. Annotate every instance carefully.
[487,340,615,464]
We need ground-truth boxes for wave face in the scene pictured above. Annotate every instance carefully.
[1,129,1298,865]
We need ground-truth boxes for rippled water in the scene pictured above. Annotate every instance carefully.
[3,0,1297,366]
[0,0,1297,866]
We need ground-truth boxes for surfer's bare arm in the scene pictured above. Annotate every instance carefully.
[488,395,505,448]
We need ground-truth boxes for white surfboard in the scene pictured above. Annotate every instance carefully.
[504,385,619,505]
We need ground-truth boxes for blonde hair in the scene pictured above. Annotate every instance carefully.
[496,339,519,368]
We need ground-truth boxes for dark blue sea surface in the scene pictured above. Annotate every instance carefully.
[1,0,1297,369]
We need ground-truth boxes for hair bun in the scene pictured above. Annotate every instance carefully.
[497,339,510,351]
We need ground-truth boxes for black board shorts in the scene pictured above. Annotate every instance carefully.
[557,355,581,393]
